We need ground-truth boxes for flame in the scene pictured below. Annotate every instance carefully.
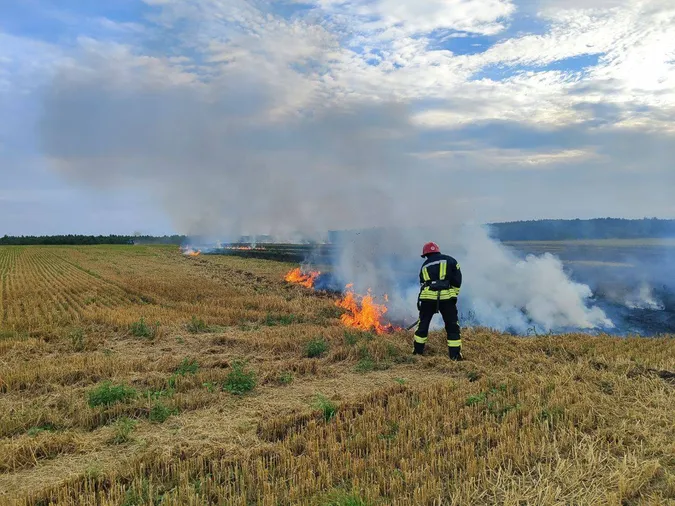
[335,285,396,335]
[285,267,321,289]
[181,247,201,257]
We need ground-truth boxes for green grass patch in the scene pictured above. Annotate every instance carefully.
[175,357,199,376]
[263,313,299,326]
[27,423,58,437]
[378,421,399,442]
[465,384,519,420]
[305,337,329,358]
[343,330,360,346]
[186,316,209,333]
[223,360,257,395]
[69,327,85,352]
[539,406,565,425]
[320,488,370,506]
[313,394,337,422]
[149,402,176,423]
[277,371,294,385]
[0,329,16,339]
[88,382,137,408]
[355,346,390,373]
[109,417,137,444]
[130,317,160,339]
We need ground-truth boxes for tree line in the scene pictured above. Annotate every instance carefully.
[2,218,675,245]
[488,218,675,241]
[0,235,187,246]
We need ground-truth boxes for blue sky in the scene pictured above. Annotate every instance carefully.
[1,0,674,237]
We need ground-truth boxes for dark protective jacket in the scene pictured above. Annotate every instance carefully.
[418,252,462,301]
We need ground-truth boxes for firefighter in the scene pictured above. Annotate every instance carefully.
[413,242,463,360]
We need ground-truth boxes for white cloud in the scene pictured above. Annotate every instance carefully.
[0,33,65,91]
[2,0,675,233]
[356,0,516,35]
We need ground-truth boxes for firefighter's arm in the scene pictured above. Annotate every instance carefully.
[454,261,462,288]
[417,266,424,310]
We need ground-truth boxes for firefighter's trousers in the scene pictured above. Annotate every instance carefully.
[413,298,462,359]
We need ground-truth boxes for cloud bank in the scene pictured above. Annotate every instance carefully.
[0,0,664,237]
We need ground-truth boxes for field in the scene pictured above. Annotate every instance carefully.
[0,245,674,505]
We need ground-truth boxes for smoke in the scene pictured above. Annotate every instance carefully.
[38,48,426,241]
[622,283,665,311]
[329,225,613,333]
[35,1,621,335]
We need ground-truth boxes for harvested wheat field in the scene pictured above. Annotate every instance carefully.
[0,245,673,506]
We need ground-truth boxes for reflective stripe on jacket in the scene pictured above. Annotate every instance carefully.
[418,253,462,300]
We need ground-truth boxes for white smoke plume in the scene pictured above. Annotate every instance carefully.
[624,283,665,311]
[330,225,613,333]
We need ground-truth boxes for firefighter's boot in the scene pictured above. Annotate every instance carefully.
[448,334,463,361]
[413,341,426,355]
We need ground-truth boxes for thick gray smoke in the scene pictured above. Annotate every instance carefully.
[37,1,617,334]
[331,225,613,333]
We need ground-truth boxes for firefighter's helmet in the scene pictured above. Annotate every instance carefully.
[421,242,440,257]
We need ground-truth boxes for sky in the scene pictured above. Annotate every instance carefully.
[0,0,674,237]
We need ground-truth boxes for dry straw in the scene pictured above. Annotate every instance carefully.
[0,245,673,505]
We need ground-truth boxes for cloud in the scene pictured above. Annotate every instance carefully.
[351,0,516,35]
[0,0,673,237]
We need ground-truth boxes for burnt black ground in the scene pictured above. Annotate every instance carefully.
[506,242,675,336]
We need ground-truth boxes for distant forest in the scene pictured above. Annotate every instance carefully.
[488,218,675,241]
[0,235,187,246]
[2,219,675,245]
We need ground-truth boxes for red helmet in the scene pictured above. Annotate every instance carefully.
[422,242,440,257]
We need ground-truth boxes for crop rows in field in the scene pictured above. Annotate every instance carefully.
[0,248,21,327]
[0,246,674,505]
[0,247,139,333]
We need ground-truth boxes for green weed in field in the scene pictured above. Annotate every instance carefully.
[130,317,159,339]
[264,313,299,326]
[322,491,369,506]
[223,360,256,395]
[109,417,137,444]
[313,394,337,422]
[278,371,294,385]
[305,337,329,358]
[149,402,176,423]
[88,382,137,408]
[175,357,199,376]
[343,330,360,346]
[69,327,85,351]
[27,423,58,436]
[186,316,209,333]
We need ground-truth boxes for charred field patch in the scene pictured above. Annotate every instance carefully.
[505,239,675,336]
[0,245,673,505]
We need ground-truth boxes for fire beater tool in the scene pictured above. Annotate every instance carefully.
[405,318,420,331]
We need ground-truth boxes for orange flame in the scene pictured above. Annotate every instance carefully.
[181,247,201,257]
[335,284,396,335]
[285,267,321,289]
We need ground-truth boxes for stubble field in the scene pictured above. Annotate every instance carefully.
[0,245,673,505]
